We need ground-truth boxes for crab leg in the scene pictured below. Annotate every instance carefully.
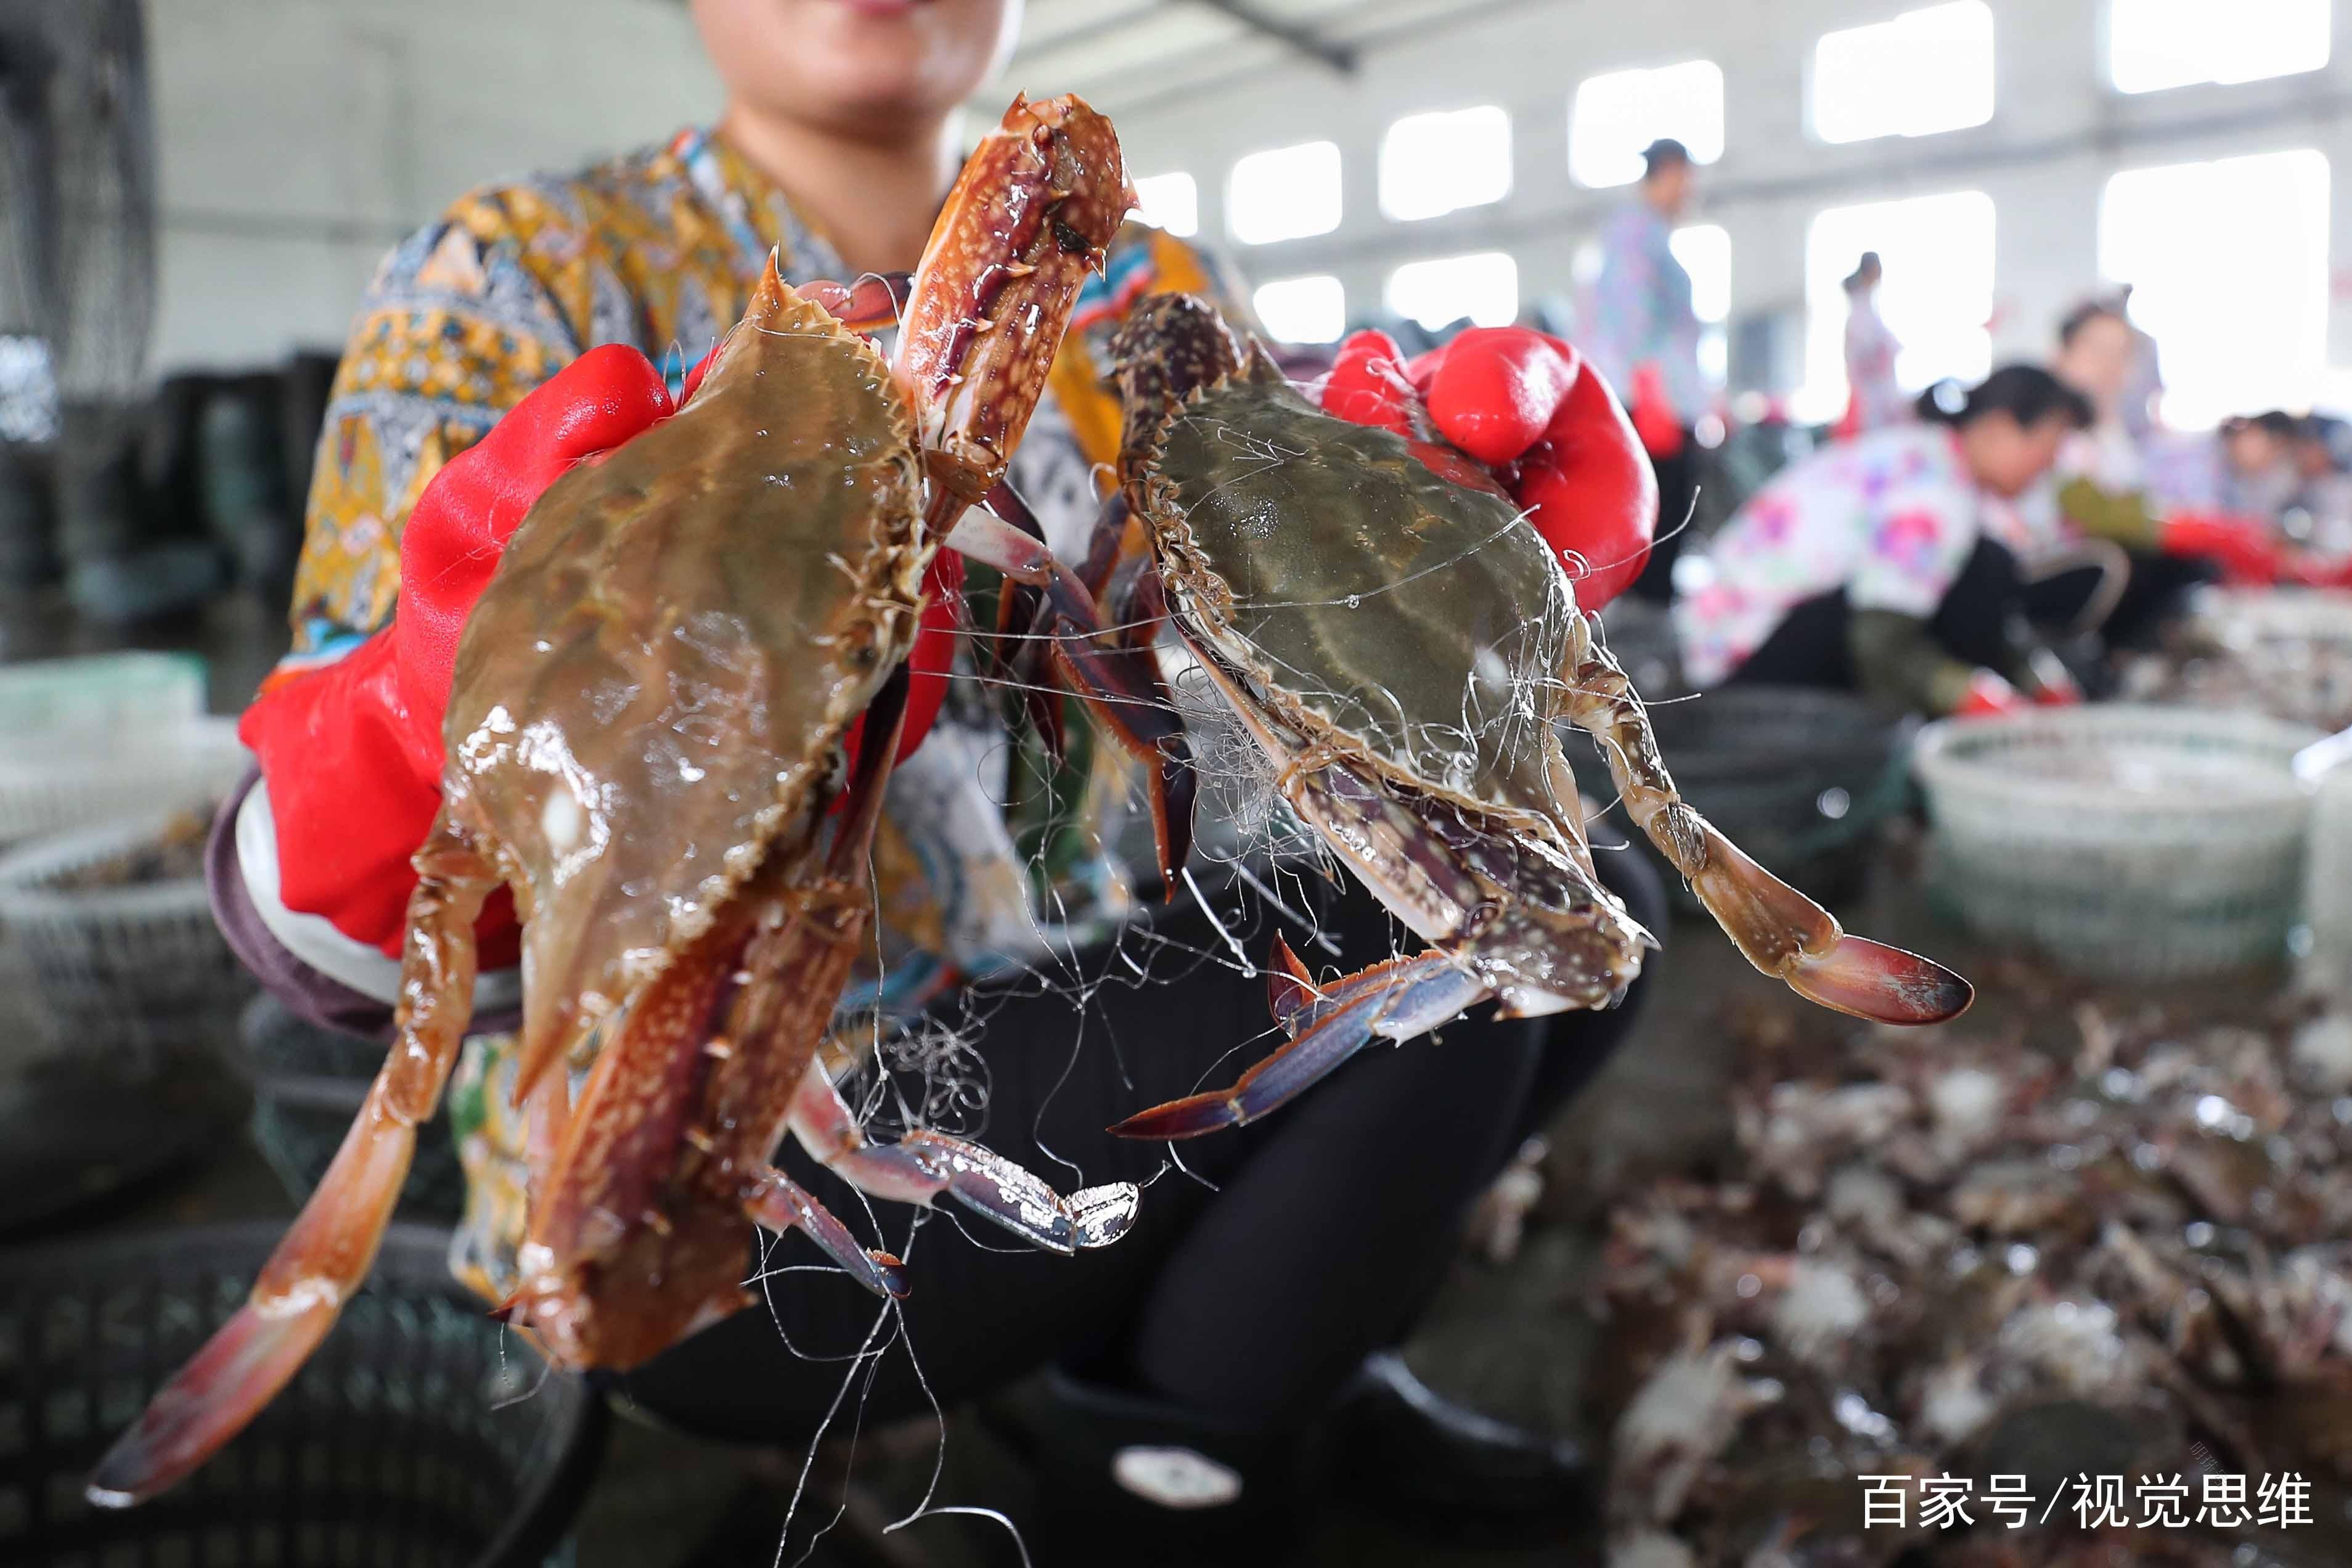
[1110,940,1490,1140]
[787,1064,1139,1252]
[88,812,496,1507]
[743,1170,910,1299]
[947,504,1196,883]
[773,663,1140,1251]
[1559,615,1972,1025]
[979,480,1071,758]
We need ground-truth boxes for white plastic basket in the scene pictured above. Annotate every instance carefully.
[2183,587,2352,733]
[0,714,249,845]
[1913,704,2324,980]
[0,651,205,737]
[0,810,253,1069]
[2194,585,2352,645]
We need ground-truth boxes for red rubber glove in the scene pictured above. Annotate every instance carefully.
[2162,511,2282,587]
[2024,648,2082,707]
[242,341,962,958]
[1318,327,1658,610]
[1952,668,2030,718]
[2287,552,2352,590]
[1627,363,1687,460]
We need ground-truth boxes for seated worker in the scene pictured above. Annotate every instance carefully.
[2287,413,2352,548]
[1674,365,2091,717]
[2041,303,2292,637]
[203,0,1670,1559]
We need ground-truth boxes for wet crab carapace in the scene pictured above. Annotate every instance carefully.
[1071,296,1972,1139]
[90,93,1163,1508]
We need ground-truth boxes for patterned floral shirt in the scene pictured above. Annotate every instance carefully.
[1676,424,2022,685]
[277,126,1245,1300]
[1587,202,1707,425]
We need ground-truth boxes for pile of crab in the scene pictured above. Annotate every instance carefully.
[1590,992,2352,1567]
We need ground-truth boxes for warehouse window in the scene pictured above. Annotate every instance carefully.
[1569,60,1724,189]
[1670,226,1730,324]
[2109,0,2330,94]
[1672,224,1731,385]
[1253,276,1347,345]
[1381,106,1512,222]
[1802,191,1995,422]
[1811,2,1995,144]
[2101,149,2329,428]
[1387,253,1518,333]
[1133,172,1199,238]
[0,337,57,445]
[1228,141,1342,245]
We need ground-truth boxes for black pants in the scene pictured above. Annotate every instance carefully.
[1725,534,2028,691]
[607,852,1666,1440]
[2020,550,2216,653]
[1628,433,1699,606]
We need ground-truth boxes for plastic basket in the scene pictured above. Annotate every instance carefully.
[234,994,467,1221]
[0,1222,605,1567]
[0,811,254,1069]
[2195,584,2352,645]
[2180,587,2352,733]
[0,715,249,846]
[1598,685,1914,913]
[0,652,203,737]
[1913,704,2323,979]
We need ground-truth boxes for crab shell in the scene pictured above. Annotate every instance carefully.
[444,259,927,1090]
[1125,345,1651,1013]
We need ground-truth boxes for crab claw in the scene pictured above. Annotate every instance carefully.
[1782,934,1974,1026]
[86,1296,340,1508]
[745,1171,910,1299]
[1111,949,1488,1140]
[1684,823,1972,1026]
[1561,616,1972,1029]
[786,1062,1141,1254]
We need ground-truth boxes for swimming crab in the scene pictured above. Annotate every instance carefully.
[92,94,1148,1506]
[1087,296,1974,1138]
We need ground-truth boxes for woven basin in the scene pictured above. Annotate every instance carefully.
[0,1223,605,1567]
[0,811,253,1068]
[1913,704,2322,979]
[0,653,204,739]
[0,717,248,847]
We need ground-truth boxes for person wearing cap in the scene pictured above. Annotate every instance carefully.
[1588,137,1707,603]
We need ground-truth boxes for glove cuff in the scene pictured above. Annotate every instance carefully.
[239,634,460,955]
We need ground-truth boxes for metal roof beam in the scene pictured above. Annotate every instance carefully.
[1190,0,1357,75]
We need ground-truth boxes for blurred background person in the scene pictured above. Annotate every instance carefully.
[1590,137,1705,605]
[1837,251,1906,438]
[2035,300,2306,642]
[1675,365,2090,717]
[2113,282,2165,441]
